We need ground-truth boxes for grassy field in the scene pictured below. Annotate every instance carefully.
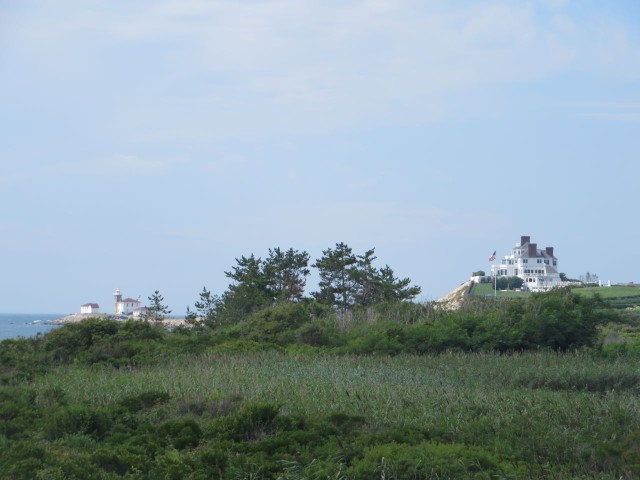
[573,285,640,298]
[470,283,640,308]
[469,282,530,298]
[573,285,640,308]
[27,351,640,478]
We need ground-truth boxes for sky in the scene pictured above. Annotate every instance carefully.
[1,0,639,314]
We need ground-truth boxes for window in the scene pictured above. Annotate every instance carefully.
[537,259,542,263]
[523,259,528,263]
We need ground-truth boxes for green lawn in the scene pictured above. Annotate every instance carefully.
[572,285,640,298]
[471,283,640,307]
[470,282,530,298]
[573,285,640,308]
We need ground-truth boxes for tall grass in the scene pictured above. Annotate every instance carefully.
[33,351,640,469]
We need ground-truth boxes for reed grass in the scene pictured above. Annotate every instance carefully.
[32,351,640,469]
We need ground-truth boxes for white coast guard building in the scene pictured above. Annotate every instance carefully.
[491,236,562,292]
[113,288,141,315]
[80,303,100,314]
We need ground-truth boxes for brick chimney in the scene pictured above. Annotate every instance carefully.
[545,247,554,258]
[520,235,530,246]
[528,243,537,257]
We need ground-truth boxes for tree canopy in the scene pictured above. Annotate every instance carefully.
[188,243,421,325]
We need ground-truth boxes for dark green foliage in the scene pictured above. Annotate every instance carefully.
[263,247,310,303]
[312,242,358,313]
[118,391,171,412]
[313,243,421,314]
[241,302,313,345]
[213,248,311,326]
[44,405,115,440]
[40,318,168,367]
[213,402,281,442]
[220,254,272,324]
[0,387,38,439]
[185,286,222,329]
[1,441,48,480]
[621,428,640,476]
[158,418,202,449]
[295,319,338,346]
[0,336,46,383]
[517,288,607,350]
[44,318,120,363]
[348,441,523,479]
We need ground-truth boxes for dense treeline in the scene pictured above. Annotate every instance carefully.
[184,243,421,327]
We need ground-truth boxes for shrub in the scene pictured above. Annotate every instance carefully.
[157,418,202,449]
[348,441,521,479]
[213,402,281,442]
[118,391,170,412]
[243,303,314,345]
[44,406,114,440]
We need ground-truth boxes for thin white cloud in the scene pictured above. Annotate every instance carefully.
[224,201,502,249]
[3,0,640,140]
[570,101,640,122]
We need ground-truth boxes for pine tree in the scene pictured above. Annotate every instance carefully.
[144,290,171,323]
[312,242,358,314]
[263,247,310,303]
[185,287,221,328]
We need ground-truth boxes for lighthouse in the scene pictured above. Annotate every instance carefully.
[113,288,122,314]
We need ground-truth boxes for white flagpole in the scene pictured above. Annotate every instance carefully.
[494,255,497,300]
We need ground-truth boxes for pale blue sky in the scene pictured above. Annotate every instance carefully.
[1,0,639,313]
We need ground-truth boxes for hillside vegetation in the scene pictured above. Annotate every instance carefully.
[2,286,640,478]
[2,248,640,479]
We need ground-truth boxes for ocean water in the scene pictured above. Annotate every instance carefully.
[0,313,64,340]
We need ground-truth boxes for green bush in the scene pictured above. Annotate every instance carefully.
[118,390,170,412]
[213,402,281,442]
[243,303,314,345]
[44,405,114,440]
[157,418,202,449]
[348,441,522,479]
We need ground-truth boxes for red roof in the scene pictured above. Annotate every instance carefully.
[121,298,140,303]
[81,303,100,308]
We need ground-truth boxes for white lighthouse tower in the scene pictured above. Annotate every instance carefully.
[113,288,122,314]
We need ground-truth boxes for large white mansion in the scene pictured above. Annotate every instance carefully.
[491,236,563,292]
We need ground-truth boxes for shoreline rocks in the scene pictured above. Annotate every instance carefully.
[49,313,186,328]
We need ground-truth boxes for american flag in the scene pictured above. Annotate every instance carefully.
[488,251,496,261]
